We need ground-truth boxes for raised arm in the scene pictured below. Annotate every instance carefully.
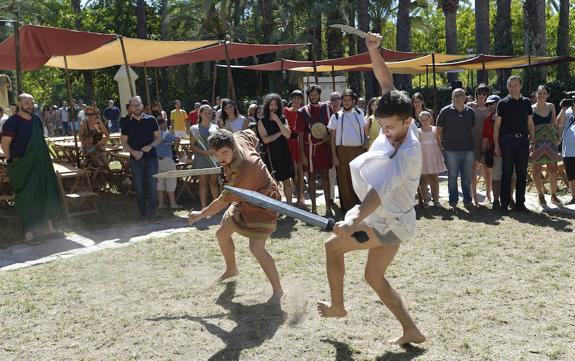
[366,33,395,94]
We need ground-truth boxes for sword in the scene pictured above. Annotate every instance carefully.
[329,24,368,38]
[224,185,369,243]
[153,167,221,179]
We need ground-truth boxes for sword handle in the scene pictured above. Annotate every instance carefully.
[325,218,369,243]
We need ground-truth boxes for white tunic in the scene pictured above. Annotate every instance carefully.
[327,109,368,147]
[345,125,422,242]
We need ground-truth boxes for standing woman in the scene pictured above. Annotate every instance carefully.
[219,98,249,132]
[468,84,491,205]
[258,93,294,204]
[79,106,110,173]
[284,90,305,205]
[530,85,562,206]
[557,98,575,205]
[366,97,380,149]
[190,104,220,209]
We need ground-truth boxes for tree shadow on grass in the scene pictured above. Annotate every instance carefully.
[321,338,359,361]
[147,281,286,361]
[376,344,426,361]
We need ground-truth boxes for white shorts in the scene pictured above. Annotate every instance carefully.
[156,157,177,192]
[173,130,188,139]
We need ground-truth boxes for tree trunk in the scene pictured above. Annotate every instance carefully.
[159,0,169,104]
[441,0,459,85]
[346,2,361,93]
[159,0,169,40]
[326,1,344,59]
[260,0,275,92]
[556,0,570,80]
[136,0,147,39]
[523,0,547,89]
[475,0,490,84]
[358,0,374,99]
[494,0,512,89]
[71,0,81,29]
[394,0,412,91]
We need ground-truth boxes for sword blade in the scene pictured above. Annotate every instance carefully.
[224,185,334,231]
[329,24,367,38]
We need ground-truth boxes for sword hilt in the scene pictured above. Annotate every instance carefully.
[324,218,369,243]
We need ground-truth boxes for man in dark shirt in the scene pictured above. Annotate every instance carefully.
[494,76,535,213]
[121,96,161,218]
[103,100,121,133]
[1,93,63,244]
[437,88,476,209]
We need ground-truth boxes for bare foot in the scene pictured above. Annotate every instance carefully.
[311,205,318,214]
[316,301,347,318]
[218,268,238,282]
[267,289,285,304]
[387,330,426,345]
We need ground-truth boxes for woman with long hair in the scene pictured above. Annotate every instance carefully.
[366,97,380,148]
[219,98,249,132]
[411,92,432,127]
[257,93,294,204]
[468,83,491,205]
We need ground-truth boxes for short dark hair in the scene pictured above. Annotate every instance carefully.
[507,75,522,85]
[208,129,236,151]
[291,90,304,99]
[157,117,166,125]
[306,84,322,96]
[374,90,412,121]
[475,83,490,96]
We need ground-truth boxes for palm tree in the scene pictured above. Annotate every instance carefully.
[395,0,412,90]
[358,0,373,99]
[523,0,547,89]
[556,0,570,80]
[325,0,344,59]
[136,0,147,39]
[475,0,490,84]
[494,0,512,90]
[439,0,459,85]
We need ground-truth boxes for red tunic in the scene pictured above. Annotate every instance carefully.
[295,103,333,172]
[283,106,301,163]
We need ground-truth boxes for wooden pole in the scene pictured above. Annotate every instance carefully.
[13,18,22,96]
[223,39,237,103]
[64,56,81,168]
[154,67,160,102]
[528,53,533,93]
[280,59,285,94]
[331,65,336,92]
[310,43,319,85]
[481,55,486,84]
[211,61,218,105]
[432,53,438,119]
[143,63,151,108]
[425,65,429,90]
[119,36,134,97]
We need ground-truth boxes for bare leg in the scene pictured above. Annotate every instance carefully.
[493,180,501,204]
[365,246,426,345]
[320,170,332,215]
[484,167,493,203]
[317,231,381,318]
[471,161,480,206]
[282,179,293,204]
[428,174,440,203]
[532,164,544,199]
[215,219,238,281]
[249,238,283,302]
[308,171,317,213]
[167,191,180,208]
[157,190,165,208]
[295,162,305,204]
[199,175,208,209]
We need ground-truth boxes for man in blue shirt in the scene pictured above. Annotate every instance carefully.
[156,117,182,209]
[121,96,161,219]
[103,100,121,133]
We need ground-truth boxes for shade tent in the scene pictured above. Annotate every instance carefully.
[0,25,115,70]
[45,37,217,70]
[130,42,303,68]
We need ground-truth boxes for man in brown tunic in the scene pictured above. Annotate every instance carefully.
[188,129,284,303]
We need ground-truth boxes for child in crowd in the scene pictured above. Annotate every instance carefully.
[418,111,446,207]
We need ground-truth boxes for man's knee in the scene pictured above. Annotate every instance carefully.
[324,236,347,256]
[216,225,232,241]
[249,239,266,255]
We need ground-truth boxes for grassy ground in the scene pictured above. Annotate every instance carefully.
[0,202,574,360]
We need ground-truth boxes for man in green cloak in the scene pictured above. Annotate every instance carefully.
[1,93,63,244]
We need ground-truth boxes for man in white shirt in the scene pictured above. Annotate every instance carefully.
[328,89,368,212]
[317,32,426,347]
[0,107,8,133]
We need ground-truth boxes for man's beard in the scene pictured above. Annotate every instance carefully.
[309,98,319,105]
[343,105,352,111]
[21,107,33,115]
[132,109,143,117]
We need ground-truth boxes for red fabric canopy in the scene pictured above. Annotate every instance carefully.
[0,25,115,71]
[226,48,420,71]
[132,42,303,67]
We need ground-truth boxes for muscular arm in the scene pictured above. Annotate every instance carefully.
[366,33,394,94]
[1,136,12,160]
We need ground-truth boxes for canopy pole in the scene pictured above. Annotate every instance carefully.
[331,66,336,92]
[481,55,486,85]
[528,53,532,93]
[425,65,429,90]
[223,38,237,103]
[119,36,134,97]
[280,59,285,94]
[432,53,438,122]
[64,56,81,168]
[309,43,319,85]
[143,63,151,108]
[211,61,218,105]
[154,68,160,102]
[13,18,22,96]
[418,73,422,89]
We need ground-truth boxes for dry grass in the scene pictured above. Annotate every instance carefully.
[0,204,574,360]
